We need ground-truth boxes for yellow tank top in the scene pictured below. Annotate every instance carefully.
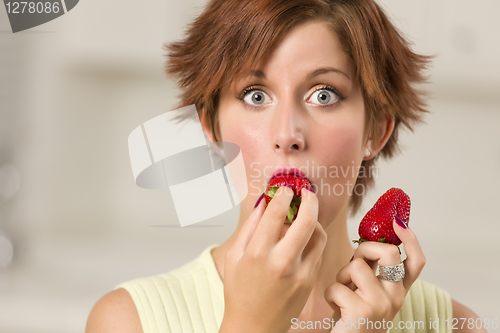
[114,244,452,333]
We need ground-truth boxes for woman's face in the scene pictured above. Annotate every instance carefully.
[217,20,367,226]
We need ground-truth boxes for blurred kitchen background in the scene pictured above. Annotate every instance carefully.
[1,0,499,332]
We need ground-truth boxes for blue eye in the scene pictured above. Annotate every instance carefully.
[243,89,271,106]
[308,88,339,106]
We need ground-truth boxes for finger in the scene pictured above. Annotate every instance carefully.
[336,258,385,296]
[278,188,320,261]
[301,221,327,271]
[393,218,426,291]
[324,281,362,315]
[351,240,406,296]
[352,241,402,274]
[337,257,402,308]
[230,194,267,259]
[248,186,294,251]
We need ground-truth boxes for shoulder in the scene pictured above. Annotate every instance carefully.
[451,299,487,333]
[85,271,185,333]
[85,245,221,333]
[85,288,142,333]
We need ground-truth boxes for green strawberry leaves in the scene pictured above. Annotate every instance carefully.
[351,237,402,254]
[287,196,301,222]
[266,186,280,198]
[352,237,387,244]
[266,186,303,222]
[287,206,295,222]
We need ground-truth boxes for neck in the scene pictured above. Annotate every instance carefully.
[310,203,354,298]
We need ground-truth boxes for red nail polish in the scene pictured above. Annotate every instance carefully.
[254,193,265,208]
[394,215,408,229]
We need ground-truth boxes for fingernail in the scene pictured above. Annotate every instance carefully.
[301,187,315,196]
[349,255,354,262]
[281,185,293,195]
[394,215,408,229]
[254,193,265,208]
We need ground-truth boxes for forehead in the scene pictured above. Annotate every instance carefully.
[237,20,354,83]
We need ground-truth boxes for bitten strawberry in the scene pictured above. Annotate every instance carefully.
[265,174,313,222]
[353,188,411,246]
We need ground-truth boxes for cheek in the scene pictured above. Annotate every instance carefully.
[219,112,262,158]
[315,121,364,167]
[312,90,366,167]
[310,117,365,218]
[219,113,268,193]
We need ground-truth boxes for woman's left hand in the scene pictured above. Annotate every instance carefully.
[324,219,426,333]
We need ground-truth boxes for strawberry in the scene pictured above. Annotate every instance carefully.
[353,188,410,246]
[265,174,313,222]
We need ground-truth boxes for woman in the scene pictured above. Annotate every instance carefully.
[86,0,486,332]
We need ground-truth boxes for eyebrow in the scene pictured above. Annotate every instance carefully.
[308,67,350,81]
[249,70,266,79]
[248,67,350,81]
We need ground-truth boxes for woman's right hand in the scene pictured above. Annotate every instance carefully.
[219,186,327,333]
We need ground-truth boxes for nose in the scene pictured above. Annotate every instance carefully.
[271,98,305,154]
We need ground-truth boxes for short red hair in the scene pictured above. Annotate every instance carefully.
[164,0,432,214]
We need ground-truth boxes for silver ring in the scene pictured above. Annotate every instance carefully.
[378,262,405,282]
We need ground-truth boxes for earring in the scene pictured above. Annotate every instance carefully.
[364,148,371,157]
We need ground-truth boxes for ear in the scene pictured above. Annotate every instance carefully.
[364,115,395,160]
[200,107,214,142]
[200,107,224,159]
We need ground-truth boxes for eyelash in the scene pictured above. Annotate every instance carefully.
[310,85,346,107]
[236,86,263,103]
[236,84,346,108]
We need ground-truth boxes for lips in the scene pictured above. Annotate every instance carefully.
[268,167,310,185]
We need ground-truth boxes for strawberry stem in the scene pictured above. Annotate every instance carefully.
[352,238,369,244]
[352,238,402,255]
